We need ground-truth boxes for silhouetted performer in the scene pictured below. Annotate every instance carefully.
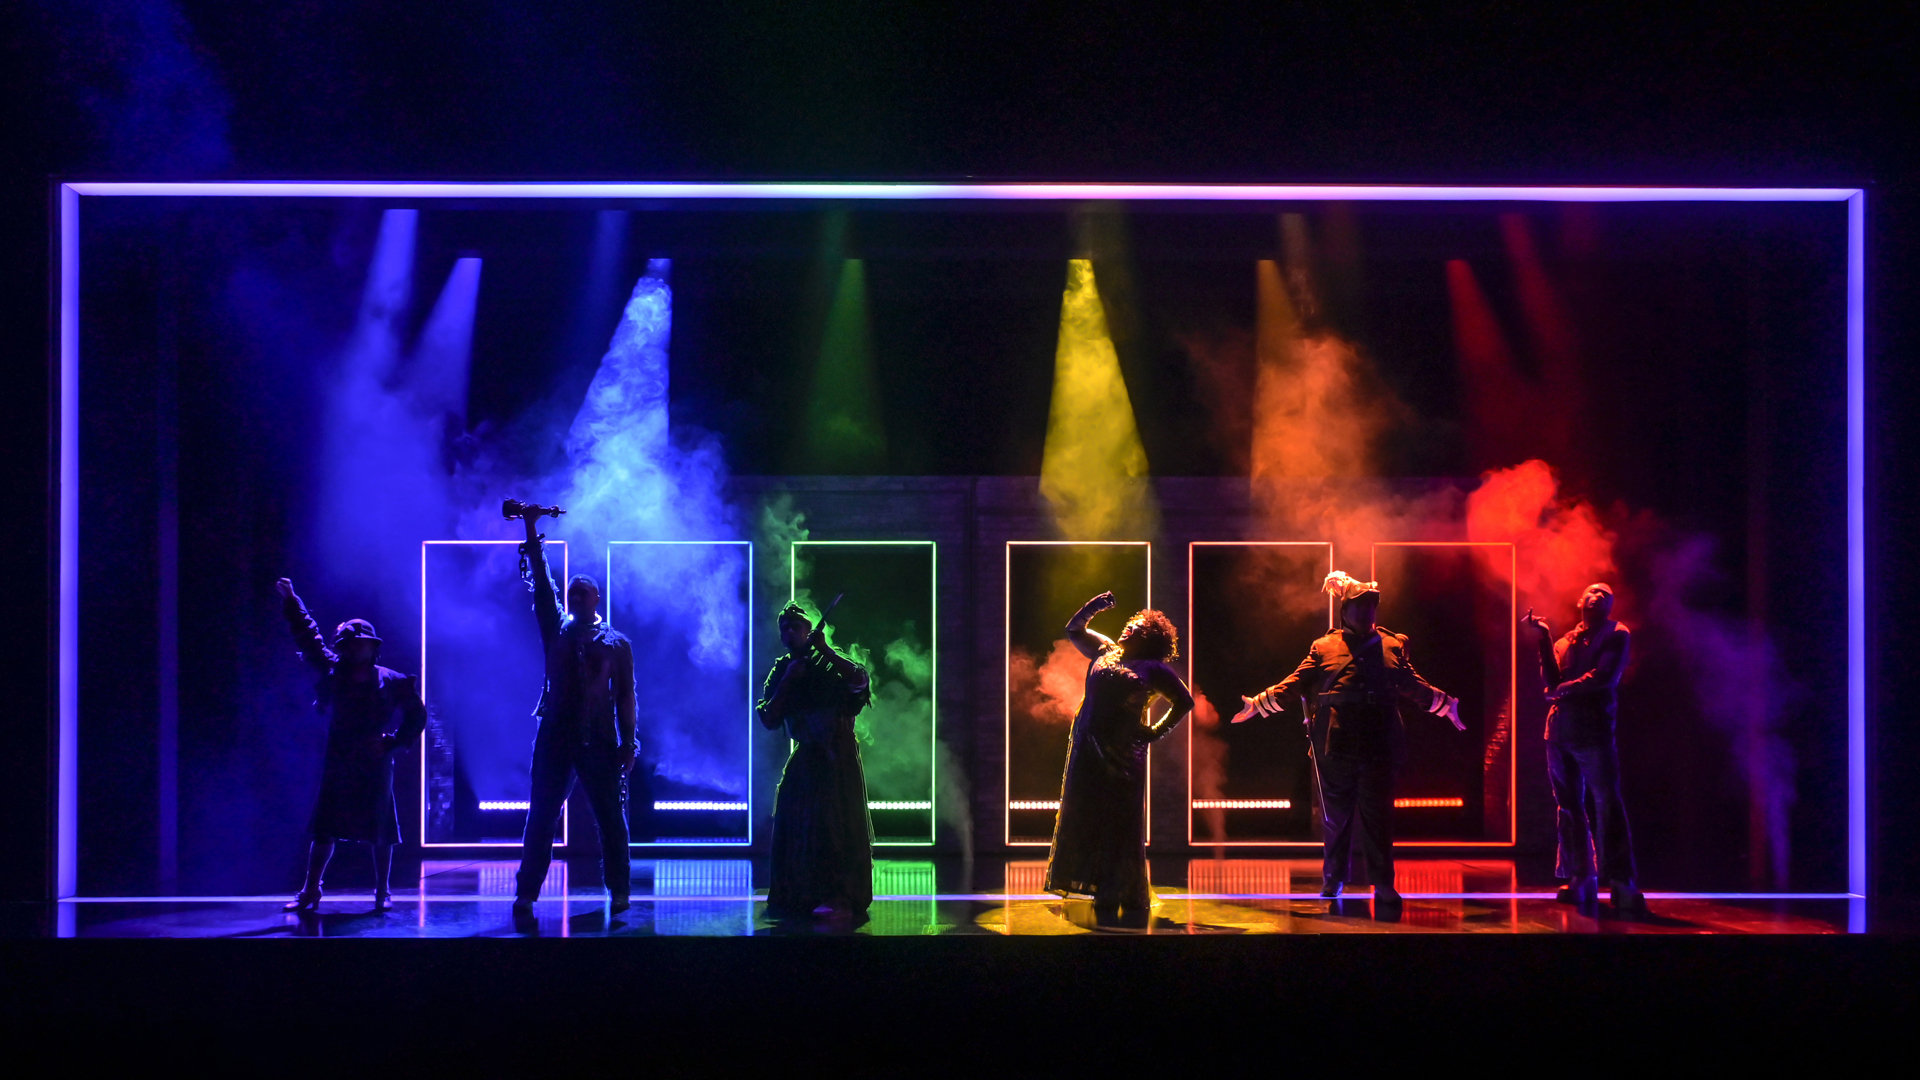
[275,578,426,913]
[1045,592,1194,921]
[1524,584,1646,913]
[1234,572,1464,905]
[757,603,874,918]
[511,507,637,916]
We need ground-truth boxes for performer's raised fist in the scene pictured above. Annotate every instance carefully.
[274,577,297,600]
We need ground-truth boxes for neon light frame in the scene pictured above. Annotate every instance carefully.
[1370,541,1519,848]
[790,539,937,847]
[1186,541,1334,847]
[49,181,1863,898]
[1004,540,1153,848]
[420,539,569,849]
[608,540,755,848]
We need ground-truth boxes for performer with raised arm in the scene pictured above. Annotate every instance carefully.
[506,499,637,918]
[275,577,427,913]
[757,600,875,919]
[1045,591,1194,923]
[1233,572,1464,907]
[1524,583,1646,914]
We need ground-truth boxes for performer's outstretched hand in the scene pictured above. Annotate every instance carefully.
[1230,694,1261,724]
[1443,696,1466,731]
[1522,608,1551,639]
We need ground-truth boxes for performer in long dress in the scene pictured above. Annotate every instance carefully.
[757,603,875,918]
[1045,591,1194,921]
[1233,571,1463,906]
[275,577,427,913]
[1524,583,1646,913]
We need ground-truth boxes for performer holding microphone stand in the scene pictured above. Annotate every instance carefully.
[505,498,638,918]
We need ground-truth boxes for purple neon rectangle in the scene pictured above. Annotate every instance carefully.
[51,180,1869,899]
[64,181,1861,202]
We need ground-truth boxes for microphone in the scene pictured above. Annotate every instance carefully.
[502,498,566,521]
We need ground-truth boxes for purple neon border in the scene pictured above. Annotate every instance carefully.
[52,181,1868,899]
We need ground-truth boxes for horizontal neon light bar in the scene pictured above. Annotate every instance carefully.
[477,801,529,811]
[654,801,749,812]
[1192,800,1292,810]
[869,801,933,811]
[64,182,1861,203]
[52,890,1864,903]
[1008,800,1061,811]
[1395,797,1466,808]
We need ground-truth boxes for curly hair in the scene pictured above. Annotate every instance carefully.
[1118,608,1178,661]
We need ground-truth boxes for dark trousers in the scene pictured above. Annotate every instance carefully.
[1548,738,1637,885]
[515,736,630,900]
[1316,752,1396,887]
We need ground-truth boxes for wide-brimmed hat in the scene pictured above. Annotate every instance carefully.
[332,618,382,647]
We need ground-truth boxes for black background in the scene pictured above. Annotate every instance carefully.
[3,3,1915,906]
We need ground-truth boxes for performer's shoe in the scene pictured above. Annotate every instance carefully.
[609,894,631,916]
[283,888,321,913]
[1608,880,1648,916]
[1373,885,1403,906]
[511,896,535,918]
[1320,880,1343,898]
[372,891,393,912]
[1557,877,1598,907]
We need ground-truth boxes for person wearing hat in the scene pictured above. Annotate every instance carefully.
[756,601,874,920]
[510,507,637,918]
[1523,583,1645,914]
[1232,571,1464,906]
[275,577,427,912]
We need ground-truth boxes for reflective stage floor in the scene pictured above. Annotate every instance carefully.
[36,857,1866,937]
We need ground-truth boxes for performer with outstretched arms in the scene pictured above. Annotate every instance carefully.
[508,500,637,917]
[757,601,875,919]
[1045,591,1194,922]
[1233,572,1464,906]
[1524,583,1646,913]
[275,578,427,913]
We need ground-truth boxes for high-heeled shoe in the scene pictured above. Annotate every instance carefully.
[283,888,321,913]
[372,891,394,912]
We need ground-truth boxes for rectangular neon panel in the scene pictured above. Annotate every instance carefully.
[791,541,937,846]
[1186,542,1334,847]
[608,541,753,847]
[1004,541,1151,847]
[1370,542,1518,847]
[420,540,568,848]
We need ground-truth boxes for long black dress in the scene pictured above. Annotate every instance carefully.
[283,597,427,844]
[757,650,874,914]
[1044,643,1188,910]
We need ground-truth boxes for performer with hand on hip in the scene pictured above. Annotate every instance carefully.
[1233,572,1463,906]
[275,577,426,913]
[1044,590,1194,924]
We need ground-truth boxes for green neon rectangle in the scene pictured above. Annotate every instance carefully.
[792,540,937,846]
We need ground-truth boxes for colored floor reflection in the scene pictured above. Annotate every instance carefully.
[36,857,1858,938]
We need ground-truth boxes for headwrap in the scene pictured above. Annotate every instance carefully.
[1323,571,1379,603]
[777,602,811,627]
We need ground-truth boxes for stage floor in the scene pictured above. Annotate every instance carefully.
[35,857,1863,937]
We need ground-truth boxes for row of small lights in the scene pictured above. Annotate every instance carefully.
[477,800,932,812]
